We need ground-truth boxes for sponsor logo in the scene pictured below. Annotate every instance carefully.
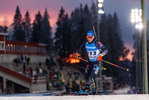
[88,33,92,36]
[86,46,96,49]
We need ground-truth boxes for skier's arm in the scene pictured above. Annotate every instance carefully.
[95,40,108,57]
[78,41,86,56]
[100,45,108,56]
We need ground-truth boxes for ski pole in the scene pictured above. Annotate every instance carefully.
[78,57,129,71]
[93,25,97,39]
[78,57,107,70]
[79,57,89,63]
[102,59,129,71]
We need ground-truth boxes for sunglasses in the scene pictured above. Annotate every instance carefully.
[86,36,93,39]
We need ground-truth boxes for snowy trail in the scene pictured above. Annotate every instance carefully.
[0,95,149,100]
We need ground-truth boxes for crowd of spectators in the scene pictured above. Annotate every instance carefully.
[48,67,81,92]
[12,54,84,92]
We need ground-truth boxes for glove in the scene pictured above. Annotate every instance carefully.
[76,54,81,59]
[97,55,102,61]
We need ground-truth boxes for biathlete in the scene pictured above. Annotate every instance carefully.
[77,30,108,94]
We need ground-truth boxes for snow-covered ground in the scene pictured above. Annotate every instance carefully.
[0,87,148,100]
[0,94,149,100]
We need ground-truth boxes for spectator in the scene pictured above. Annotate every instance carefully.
[48,65,51,70]
[36,67,39,76]
[49,70,54,79]
[20,54,24,63]
[53,71,58,78]
[13,58,20,67]
[72,80,79,92]
[30,67,33,77]
[39,67,43,76]
[66,82,70,93]
[74,72,79,80]
[128,87,136,94]
[27,67,31,76]
[80,80,86,91]
[25,56,27,63]
[34,74,38,84]
[67,72,72,79]
[39,62,41,67]
[23,63,26,75]
[51,56,56,66]
[57,71,61,78]
[43,67,48,77]
[33,70,36,78]
[26,57,30,65]
[57,56,64,70]
[46,58,49,66]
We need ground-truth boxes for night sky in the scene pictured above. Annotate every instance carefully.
[0,0,149,60]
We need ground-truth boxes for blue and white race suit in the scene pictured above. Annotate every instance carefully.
[78,39,108,91]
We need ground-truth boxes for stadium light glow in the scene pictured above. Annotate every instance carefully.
[131,8,143,30]
[98,9,105,14]
[97,0,105,14]
[98,3,103,8]
[98,0,104,3]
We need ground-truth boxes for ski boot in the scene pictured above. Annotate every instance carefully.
[91,89,97,95]
[84,84,91,93]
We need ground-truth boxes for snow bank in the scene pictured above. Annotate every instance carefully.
[113,87,130,94]
[0,95,149,100]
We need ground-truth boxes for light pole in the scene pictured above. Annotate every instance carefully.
[130,0,148,94]
[131,8,143,92]
[96,0,105,92]
[141,0,148,94]
[97,0,105,40]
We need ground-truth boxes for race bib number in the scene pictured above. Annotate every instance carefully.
[87,50,100,59]
[89,51,96,56]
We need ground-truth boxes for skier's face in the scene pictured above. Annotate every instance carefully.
[87,36,94,43]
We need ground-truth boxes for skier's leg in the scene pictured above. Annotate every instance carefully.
[89,64,100,94]
[84,65,91,92]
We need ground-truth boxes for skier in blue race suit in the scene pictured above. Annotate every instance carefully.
[77,30,108,94]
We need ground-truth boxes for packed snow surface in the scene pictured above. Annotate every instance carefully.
[0,94,149,100]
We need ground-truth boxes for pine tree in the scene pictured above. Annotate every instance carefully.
[22,10,31,41]
[106,14,113,62]
[54,7,65,57]
[112,12,125,63]
[132,30,142,69]
[55,7,71,57]
[31,11,42,42]
[132,30,142,91]
[62,14,72,57]
[90,3,98,33]
[12,6,25,41]
[83,4,92,38]
[40,8,53,54]
[104,13,127,80]
[100,13,108,45]
[69,4,92,52]
[69,7,81,51]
